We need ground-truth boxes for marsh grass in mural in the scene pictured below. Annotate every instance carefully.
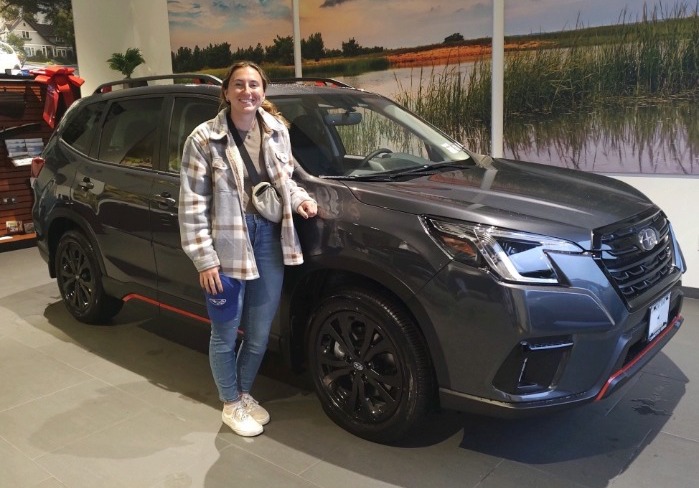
[394,2,699,174]
[399,3,699,121]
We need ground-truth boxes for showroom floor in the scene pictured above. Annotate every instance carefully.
[1,246,698,488]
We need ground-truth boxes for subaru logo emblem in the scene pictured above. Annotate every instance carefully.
[637,228,658,251]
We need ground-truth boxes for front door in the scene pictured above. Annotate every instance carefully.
[151,96,220,318]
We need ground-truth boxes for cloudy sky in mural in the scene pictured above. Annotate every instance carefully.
[168,0,660,50]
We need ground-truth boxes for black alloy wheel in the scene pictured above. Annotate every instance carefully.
[308,287,433,443]
[55,230,123,324]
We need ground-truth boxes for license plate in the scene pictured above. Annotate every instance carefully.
[648,293,671,341]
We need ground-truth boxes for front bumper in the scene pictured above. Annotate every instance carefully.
[421,249,685,418]
[438,313,683,418]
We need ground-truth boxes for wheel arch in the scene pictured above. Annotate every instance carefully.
[45,210,108,280]
[283,262,449,390]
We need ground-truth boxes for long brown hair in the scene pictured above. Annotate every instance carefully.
[220,61,284,121]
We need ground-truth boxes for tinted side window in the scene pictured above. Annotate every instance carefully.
[168,97,219,173]
[61,101,106,155]
[97,97,163,168]
[276,97,339,175]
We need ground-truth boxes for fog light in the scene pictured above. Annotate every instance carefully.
[493,337,573,395]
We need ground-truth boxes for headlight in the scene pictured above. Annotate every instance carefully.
[424,218,583,284]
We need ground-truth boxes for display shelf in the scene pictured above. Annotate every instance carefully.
[1,77,52,253]
[0,231,36,251]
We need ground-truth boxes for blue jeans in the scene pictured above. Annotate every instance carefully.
[209,214,284,403]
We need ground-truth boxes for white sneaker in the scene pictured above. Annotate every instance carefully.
[240,393,270,425]
[222,401,263,437]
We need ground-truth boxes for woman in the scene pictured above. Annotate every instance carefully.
[179,61,317,437]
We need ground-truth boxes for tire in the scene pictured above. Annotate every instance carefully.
[55,230,123,324]
[307,287,434,443]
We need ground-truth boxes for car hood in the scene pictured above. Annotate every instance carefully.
[346,158,657,249]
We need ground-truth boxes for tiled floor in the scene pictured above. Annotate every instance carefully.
[1,246,698,488]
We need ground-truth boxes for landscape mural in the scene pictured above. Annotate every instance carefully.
[167,0,699,175]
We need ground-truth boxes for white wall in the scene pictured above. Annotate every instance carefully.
[614,176,698,291]
[71,0,172,95]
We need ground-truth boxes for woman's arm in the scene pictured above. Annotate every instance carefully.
[178,130,221,272]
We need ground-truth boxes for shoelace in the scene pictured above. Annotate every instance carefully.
[225,403,250,421]
[241,395,259,408]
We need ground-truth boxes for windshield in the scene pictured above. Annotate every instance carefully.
[272,91,472,178]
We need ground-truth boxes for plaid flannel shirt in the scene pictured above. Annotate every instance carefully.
[178,108,313,280]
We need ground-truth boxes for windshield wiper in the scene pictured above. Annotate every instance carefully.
[318,160,472,181]
[387,160,473,176]
[319,174,395,181]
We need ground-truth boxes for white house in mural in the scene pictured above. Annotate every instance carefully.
[0,17,73,59]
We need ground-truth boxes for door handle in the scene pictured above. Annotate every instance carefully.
[79,177,94,190]
[152,192,177,209]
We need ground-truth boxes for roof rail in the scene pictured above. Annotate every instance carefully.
[271,77,353,88]
[93,73,222,94]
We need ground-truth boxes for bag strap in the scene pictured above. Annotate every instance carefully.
[227,114,262,185]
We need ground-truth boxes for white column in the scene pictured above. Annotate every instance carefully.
[491,0,504,157]
[292,0,302,77]
[71,0,173,94]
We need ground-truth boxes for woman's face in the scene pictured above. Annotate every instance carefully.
[224,66,265,117]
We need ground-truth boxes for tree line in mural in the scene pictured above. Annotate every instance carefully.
[171,33,384,72]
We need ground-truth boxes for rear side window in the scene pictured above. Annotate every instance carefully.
[61,101,105,155]
[97,97,163,168]
[168,97,219,173]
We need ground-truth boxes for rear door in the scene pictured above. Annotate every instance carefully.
[72,95,164,296]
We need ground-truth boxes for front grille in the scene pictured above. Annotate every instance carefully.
[598,211,674,301]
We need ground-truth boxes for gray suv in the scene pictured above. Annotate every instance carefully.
[31,74,687,443]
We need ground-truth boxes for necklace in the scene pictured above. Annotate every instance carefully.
[233,115,256,133]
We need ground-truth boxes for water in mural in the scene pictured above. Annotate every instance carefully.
[339,65,697,176]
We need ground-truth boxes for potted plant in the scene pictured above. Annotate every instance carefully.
[107,48,146,86]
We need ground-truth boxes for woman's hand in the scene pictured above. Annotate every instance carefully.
[297,200,318,219]
[200,266,222,295]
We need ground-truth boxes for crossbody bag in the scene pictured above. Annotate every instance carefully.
[228,116,283,223]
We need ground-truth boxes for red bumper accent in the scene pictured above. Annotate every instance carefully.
[595,313,683,401]
[123,293,211,324]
